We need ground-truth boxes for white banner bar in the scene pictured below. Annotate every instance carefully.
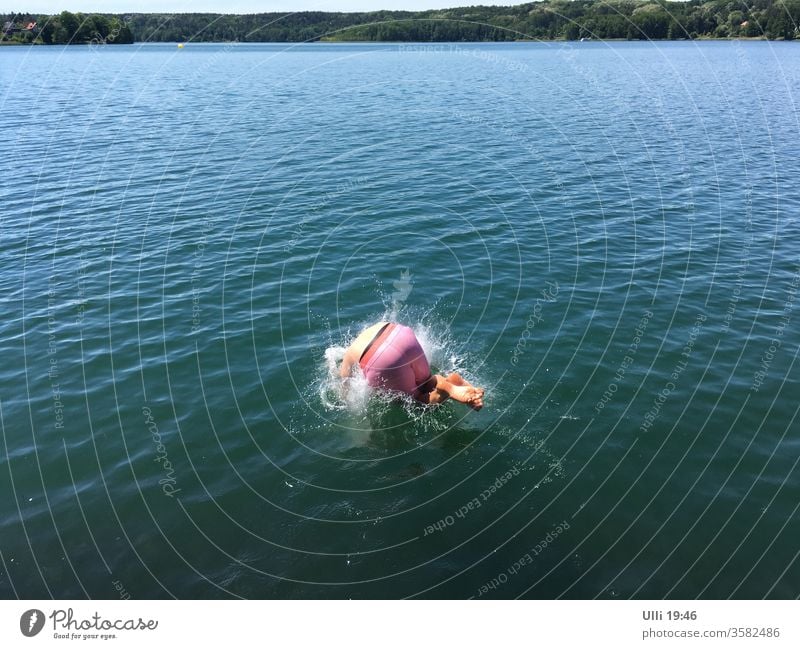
[2,601,797,648]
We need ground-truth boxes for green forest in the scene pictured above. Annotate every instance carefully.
[2,0,799,45]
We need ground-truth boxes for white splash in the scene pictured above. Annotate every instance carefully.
[317,315,485,418]
[320,345,370,412]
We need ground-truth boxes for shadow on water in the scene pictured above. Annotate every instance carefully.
[355,398,482,456]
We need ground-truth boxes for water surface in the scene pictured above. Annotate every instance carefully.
[1,41,798,598]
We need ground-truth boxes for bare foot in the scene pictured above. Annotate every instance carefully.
[448,384,485,410]
[447,373,484,409]
[470,388,485,411]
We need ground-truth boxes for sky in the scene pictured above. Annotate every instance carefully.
[1,0,484,12]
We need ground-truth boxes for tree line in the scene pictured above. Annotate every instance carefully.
[2,11,133,44]
[2,1,799,45]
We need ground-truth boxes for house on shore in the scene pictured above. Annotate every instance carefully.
[3,20,37,34]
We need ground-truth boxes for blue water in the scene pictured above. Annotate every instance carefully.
[1,41,799,599]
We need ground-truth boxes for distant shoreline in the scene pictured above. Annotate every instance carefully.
[2,2,798,45]
[0,36,786,46]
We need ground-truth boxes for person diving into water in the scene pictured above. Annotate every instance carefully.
[339,322,485,410]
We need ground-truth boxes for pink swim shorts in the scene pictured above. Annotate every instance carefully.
[359,323,433,398]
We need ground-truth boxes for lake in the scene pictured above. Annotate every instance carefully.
[0,40,798,598]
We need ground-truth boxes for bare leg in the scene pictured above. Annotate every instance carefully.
[417,374,484,410]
